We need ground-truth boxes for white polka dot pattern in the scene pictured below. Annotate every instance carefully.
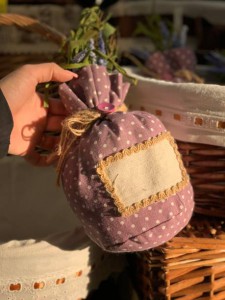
[58,64,130,114]
[59,64,194,253]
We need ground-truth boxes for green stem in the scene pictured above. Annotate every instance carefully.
[94,49,138,85]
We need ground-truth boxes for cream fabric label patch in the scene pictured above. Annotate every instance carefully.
[97,132,189,216]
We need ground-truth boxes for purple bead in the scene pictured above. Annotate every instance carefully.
[97,102,115,113]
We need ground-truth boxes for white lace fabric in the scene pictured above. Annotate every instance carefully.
[0,230,124,300]
[0,157,125,300]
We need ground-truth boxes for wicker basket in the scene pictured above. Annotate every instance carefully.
[177,142,225,218]
[129,216,225,300]
[123,65,225,299]
[124,66,225,220]
[0,13,66,78]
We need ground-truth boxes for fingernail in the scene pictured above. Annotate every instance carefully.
[66,70,78,78]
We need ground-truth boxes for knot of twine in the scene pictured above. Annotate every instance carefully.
[56,104,127,184]
[56,109,101,183]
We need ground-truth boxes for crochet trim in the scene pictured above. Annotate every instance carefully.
[96,131,189,217]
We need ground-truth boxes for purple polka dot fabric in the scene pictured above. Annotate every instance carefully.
[145,47,196,82]
[58,64,194,253]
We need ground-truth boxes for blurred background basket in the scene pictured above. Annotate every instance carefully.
[0,13,66,78]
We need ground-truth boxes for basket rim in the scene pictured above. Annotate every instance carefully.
[0,13,66,46]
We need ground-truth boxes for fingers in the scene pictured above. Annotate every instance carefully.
[25,134,60,166]
[25,151,58,167]
[38,135,60,151]
[45,115,65,132]
[46,97,68,116]
[38,94,68,116]
[23,63,78,84]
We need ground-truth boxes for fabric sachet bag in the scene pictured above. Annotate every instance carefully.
[145,47,197,82]
[131,16,203,83]
[57,63,194,253]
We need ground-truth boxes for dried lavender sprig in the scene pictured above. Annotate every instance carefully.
[130,48,149,62]
[98,31,107,66]
[179,25,188,47]
[159,21,170,40]
[159,21,170,49]
[98,31,106,54]
[89,38,97,64]
[72,49,88,63]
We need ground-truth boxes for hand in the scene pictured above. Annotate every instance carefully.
[0,63,77,166]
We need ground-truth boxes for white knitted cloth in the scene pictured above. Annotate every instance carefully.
[126,67,225,147]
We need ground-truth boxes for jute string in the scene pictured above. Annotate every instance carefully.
[56,104,127,184]
[56,109,101,184]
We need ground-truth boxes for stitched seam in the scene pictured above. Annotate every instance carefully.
[96,131,189,217]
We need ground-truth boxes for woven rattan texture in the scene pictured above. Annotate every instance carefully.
[178,142,225,218]
[130,217,225,300]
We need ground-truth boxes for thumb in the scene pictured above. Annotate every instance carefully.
[29,62,77,84]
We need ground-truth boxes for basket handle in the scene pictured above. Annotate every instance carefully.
[0,13,66,46]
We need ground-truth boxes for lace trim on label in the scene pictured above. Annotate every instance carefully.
[97,131,189,216]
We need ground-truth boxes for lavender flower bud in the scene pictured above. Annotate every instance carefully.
[72,49,88,63]
[98,31,106,54]
[98,58,107,66]
[89,39,97,64]
[98,31,107,65]
[159,21,170,39]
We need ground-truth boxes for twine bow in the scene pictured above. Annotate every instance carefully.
[56,104,127,184]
